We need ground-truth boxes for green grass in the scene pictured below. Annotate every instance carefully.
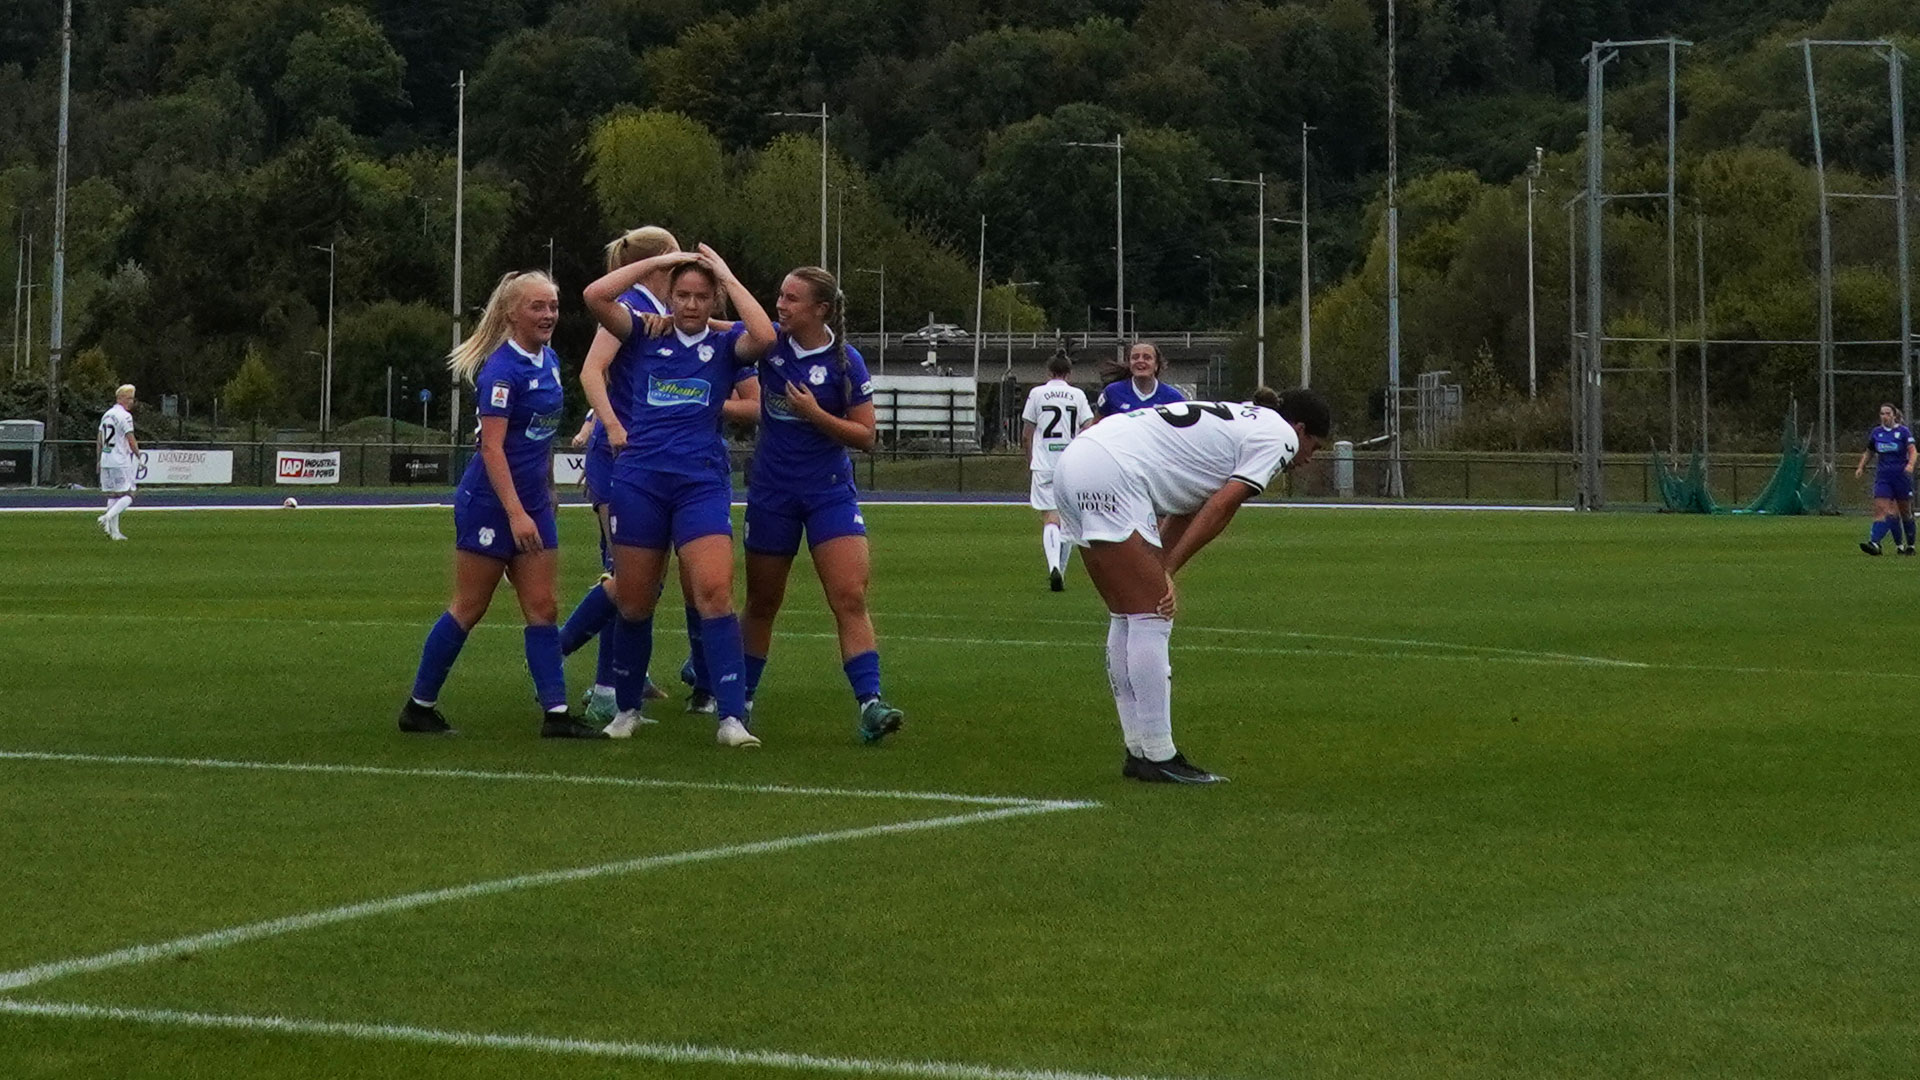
[1,505,1915,1079]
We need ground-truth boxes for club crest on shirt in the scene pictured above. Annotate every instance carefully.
[698,344,715,364]
[808,365,827,386]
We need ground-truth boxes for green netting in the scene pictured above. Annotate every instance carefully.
[1736,416,1831,516]
[1654,447,1719,513]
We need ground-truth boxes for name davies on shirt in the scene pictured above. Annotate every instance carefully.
[647,374,712,408]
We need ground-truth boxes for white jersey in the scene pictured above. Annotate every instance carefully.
[98,404,136,470]
[1021,381,1093,471]
[1074,400,1298,515]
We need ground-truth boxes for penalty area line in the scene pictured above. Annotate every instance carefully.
[0,803,1084,994]
[0,1000,1196,1080]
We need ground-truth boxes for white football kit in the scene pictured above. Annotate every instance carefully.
[1054,401,1299,547]
[98,404,137,494]
[1021,380,1093,511]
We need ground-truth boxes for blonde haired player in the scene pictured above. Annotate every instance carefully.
[1021,350,1093,590]
[95,385,139,540]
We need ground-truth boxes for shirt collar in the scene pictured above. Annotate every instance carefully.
[1132,379,1160,401]
[790,328,836,360]
[634,285,664,315]
[675,326,711,347]
[506,338,544,364]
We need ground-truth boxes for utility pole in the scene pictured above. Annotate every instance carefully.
[1208,172,1267,388]
[11,209,25,375]
[767,105,830,267]
[1064,134,1125,361]
[1299,122,1314,388]
[312,243,336,435]
[971,215,986,383]
[1527,147,1543,399]
[451,70,466,441]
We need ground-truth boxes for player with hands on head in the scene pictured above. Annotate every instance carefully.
[1023,350,1094,591]
[739,266,904,744]
[399,270,605,739]
[1054,387,1331,783]
[96,384,140,541]
[1855,402,1916,556]
[582,243,773,747]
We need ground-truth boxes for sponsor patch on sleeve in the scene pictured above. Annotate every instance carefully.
[489,382,511,409]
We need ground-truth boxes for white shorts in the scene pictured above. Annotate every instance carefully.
[99,465,137,494]
[1053,440,1159,548]
[1029,470,1056,511]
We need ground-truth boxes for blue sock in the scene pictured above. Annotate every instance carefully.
[559,582,617,656]
[699,614,747,719]
[745,653,768,699]
[684,605,710,692]
[410,612,469,704]
[1871,518,1892,544]
[614,615,654,712]
[843,650,882,704]
[594,617,619,689]
[523,625,567,712]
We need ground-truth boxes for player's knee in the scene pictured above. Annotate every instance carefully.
[825,578,868,618]
[448,597,489,630]
[688,578,734,617]
[745,587,784,621]
[522,597,559,625]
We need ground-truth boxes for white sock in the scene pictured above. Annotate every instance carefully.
[1126,614,1176,761]
[1106,615,1145,755]
[106,495,132,525]
[1059,541,1074,572]
[1043,523,1062,573]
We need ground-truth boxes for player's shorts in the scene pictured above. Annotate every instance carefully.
[1874,473,1914,501]
[454,493,558,561]
[583,441,615,508]
[99,465,136,494]
[608,467,733,551]
[744,481,866,558]
[1029,469,1057,512]
[1053,440,1160,548]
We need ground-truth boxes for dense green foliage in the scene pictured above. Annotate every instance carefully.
[3,504,1917,1077]
[0,0,1914,446]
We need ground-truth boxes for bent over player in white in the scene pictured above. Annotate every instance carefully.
[96,384,140,541]
[1021,350,1093,591]
[1054,387,1330,783]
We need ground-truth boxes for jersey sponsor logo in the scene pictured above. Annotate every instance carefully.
[1076,489,1123,514]
[526,410,561,442]
[646,374,713,408]
[490,383,511,409]
[765,393,804,423]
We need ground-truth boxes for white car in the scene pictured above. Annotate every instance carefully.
[904,323,970,344]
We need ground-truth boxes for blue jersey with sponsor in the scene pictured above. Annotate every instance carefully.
[1869,424,1914,479]
[1096,378,1186,417]
[752,331,872,492]
[457,340,565,511]
[610,319,755,477]
[588,285,669,453]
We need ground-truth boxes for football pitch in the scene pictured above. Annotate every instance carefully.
[1,503,1914,1079]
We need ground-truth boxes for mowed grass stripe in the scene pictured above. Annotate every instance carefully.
[0,803,1080,993]
[0,999,1197,1080]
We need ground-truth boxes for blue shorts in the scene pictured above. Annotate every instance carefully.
[744,482,867,557]
[583,442,616,507]
[1874,473,1913,501]
[609,468,734,551]
[454,493,558,561]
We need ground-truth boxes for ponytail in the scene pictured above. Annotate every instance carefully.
[448,271,555,384]
[603,225,679,273]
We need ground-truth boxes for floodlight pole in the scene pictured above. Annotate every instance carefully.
[1583,44,1612,510]
[1385,0,1404,497]
[451,70,465,442]
[1803,42,1836,472]
[971,215,985,383]
[1208,172,1267,388]
[1890,45,1913,425]
[1064,135,1125,362]
[47,0,71,474]
[1300,122,1314,388]
[1526,148,1542,400]
[312,242,336,435]
[768,105,831,267]
[1696,213,1710,454]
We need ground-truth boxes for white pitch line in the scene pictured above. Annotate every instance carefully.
[0,1000,1192,1080]
[0,803,1080,994]
[0,751,1090,810]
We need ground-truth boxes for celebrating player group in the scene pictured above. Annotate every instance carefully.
[392,223,1330,782]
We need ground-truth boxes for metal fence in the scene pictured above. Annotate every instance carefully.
[16,439,1875,512]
